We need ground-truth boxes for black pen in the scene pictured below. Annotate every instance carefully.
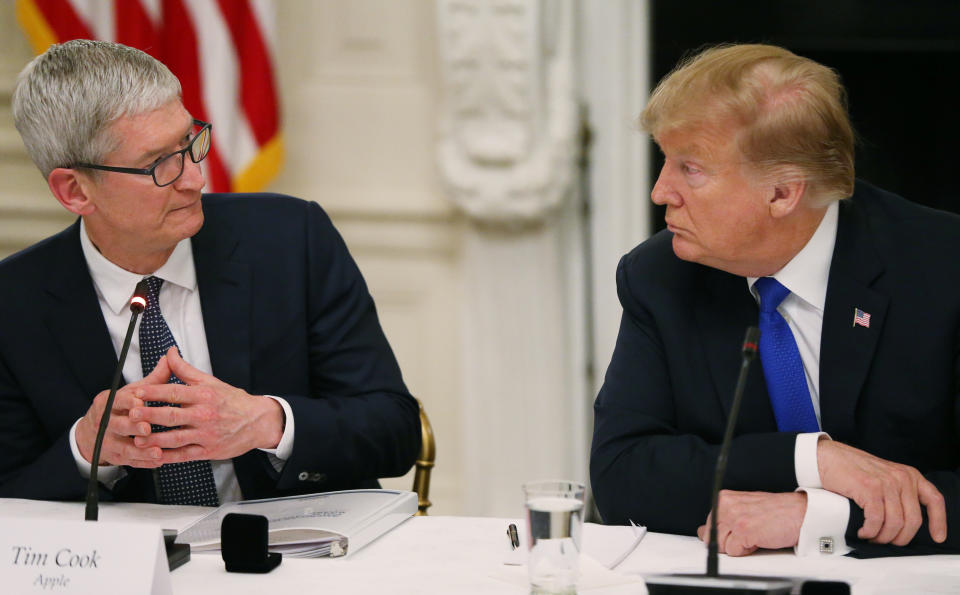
[507,523,520,549]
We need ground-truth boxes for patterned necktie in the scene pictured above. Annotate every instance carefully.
[754,277,820,432]
[139,276,220,506]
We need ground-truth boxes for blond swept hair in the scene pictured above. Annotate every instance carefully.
[640,43,855,204]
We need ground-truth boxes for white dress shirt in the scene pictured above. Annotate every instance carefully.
[68,219,295,503]
[746,201,851,556]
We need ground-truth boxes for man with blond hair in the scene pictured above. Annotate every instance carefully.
[591,43,959,556]
[0,40,420,505]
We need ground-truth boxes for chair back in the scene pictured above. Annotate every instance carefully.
[412,399,435,515]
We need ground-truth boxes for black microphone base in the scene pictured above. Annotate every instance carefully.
[645,573,797,594]
[163,530,191,571]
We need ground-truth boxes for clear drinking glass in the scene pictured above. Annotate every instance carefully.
[523,480,585,595]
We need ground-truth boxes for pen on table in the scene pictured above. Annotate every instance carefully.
[507,523,520,550]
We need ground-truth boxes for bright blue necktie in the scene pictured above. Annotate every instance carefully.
[754,277,819,432]
[140,276,220,506]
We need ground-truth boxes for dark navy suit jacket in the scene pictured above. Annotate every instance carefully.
[591,180,960,553]
[0,193,420,503]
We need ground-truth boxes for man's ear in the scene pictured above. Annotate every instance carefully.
[768,174,807,219]
[48,168,96,216]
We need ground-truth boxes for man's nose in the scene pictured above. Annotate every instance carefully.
[651,164,681,207]
[175,155,206,191]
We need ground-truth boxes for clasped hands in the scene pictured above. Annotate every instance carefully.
[697,440,947,556]
[76,346,284,468]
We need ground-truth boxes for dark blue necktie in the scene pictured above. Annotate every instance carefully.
[139,276,220,506]
[754,277,819,433]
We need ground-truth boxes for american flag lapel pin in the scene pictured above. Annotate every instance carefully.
[853,307,871,328]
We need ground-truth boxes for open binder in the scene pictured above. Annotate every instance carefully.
[176,489,417,558]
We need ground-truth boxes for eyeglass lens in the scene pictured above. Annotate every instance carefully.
[154,124,211,186]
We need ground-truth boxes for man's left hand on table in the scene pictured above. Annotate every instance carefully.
[697,490,807,556]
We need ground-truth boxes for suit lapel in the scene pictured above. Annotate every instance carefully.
[694,267,769,421]
[819,198,886,441]
[43,222,118,399]
[191,214,252,390]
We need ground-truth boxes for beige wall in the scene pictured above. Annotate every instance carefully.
[0,4,74,258]
[269,1,465,513]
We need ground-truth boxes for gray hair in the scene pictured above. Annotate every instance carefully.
[12,39,182,178]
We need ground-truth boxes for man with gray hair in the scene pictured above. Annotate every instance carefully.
[591,43,960,556]
[0,39,420,505]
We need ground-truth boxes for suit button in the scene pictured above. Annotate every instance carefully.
[298,471,327,483]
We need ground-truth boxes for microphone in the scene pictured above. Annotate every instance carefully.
[81,279,192,571]
[85,279,149,522]
[645,327,805,594]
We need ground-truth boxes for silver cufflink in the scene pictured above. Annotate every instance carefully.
[819,537,834,554]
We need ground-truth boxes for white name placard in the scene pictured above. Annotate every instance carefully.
[0,518,171,594]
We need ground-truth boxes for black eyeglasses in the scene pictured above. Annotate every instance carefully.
[73,119,212,187]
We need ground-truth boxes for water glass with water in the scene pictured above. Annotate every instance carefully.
[523,480,585,594]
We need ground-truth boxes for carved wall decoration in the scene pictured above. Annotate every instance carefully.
[436,0,577,225]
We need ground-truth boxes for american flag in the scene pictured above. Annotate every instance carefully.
[854,308,871,328]
[15,0,282,193]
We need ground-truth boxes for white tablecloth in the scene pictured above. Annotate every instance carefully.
[2,499,959,594]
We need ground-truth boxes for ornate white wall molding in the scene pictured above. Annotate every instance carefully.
[434,0,588,517]
[436,0,577,225]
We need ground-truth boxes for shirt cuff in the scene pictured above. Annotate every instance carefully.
[794,487,851,556]
[259,396,294,467]
[794,431,830,488]
[69,418,123,485]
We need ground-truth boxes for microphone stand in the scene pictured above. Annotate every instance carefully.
[645,327,797,594]
[83,280,190,571]
[85,281,147,521]
[706,326,759,577]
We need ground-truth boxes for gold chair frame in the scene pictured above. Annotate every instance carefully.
[412,399,435,515]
